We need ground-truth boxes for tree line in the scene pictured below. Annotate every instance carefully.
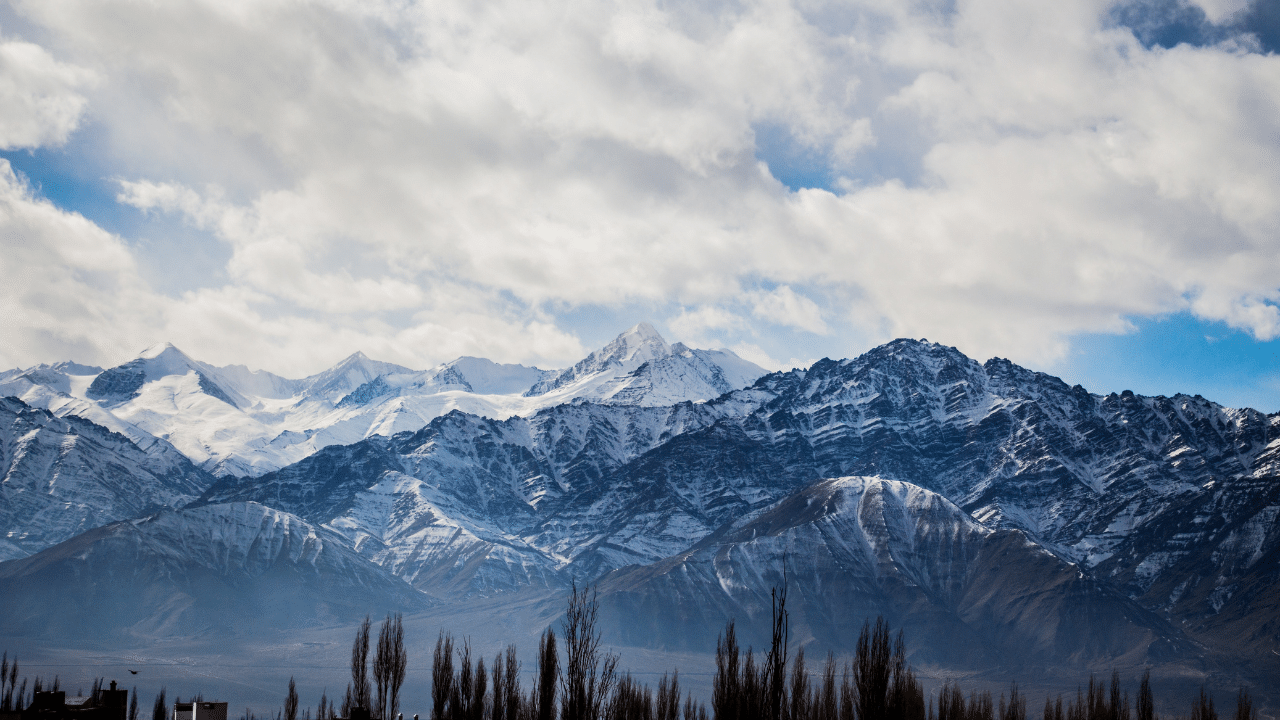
[320,583,1261,720]
[0,586,1265,720]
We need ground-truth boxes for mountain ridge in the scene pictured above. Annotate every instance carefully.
[1,330,1277,681]
[0,324,763,478]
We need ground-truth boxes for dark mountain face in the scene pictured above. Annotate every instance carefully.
[593,477,1196,673]
[0,502,428,642]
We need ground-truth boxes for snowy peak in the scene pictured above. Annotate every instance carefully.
[595,474,1184,667]
[86,343,242,408]
[526,322,673,396]
[441,357,551,395]
[50,361,103,376]
[524,322,765,405]
[138,341,180,360]
[332,357,551,409]
[301,351,415,403]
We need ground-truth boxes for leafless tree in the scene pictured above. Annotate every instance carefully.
[502,645,522,720]
[286,678,299,720]
[560,583,617,720]
[432,632,455,720]
[352,617,372,713]
[535,628,559,720]
[374,614,409,720]
[1136,671,1154,720]
[152,688,167,720]
[712,622,740,720]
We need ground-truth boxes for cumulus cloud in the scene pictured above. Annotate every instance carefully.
[1,0,1279,376]
[0,160,157,368]
[668,306,748,347]
[749,286,828,335]
[0,32,93,149]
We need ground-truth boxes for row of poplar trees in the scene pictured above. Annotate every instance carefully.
[294,613,409,720]
[425,583,692,720]
[288,584,1261,720]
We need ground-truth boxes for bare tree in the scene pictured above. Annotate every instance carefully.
[3,658,16,713]
[712,621,740,720]
[764,585,789,720]
[536,628,559,720]
[787,647,809,720]
[502,645,522,720]
[286,678,299,720]
[815,653,838,720]
[998,683,1025,720]
[432,632,456,720]
[855,618,892,720]
[492,652,507,720]
[373,614,409,720]
[655,672,678,720]
[1234,688,1256,720]
[473,658,488,720]
[153,689,168,720]
[352,617,372,714]
[1137,672,1154,720]
[560,583,617,720]
[129,687,140,720]
[457,639,474,720]
[1190,688,1217,720]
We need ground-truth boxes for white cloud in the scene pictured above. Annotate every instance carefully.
[1,0,1278,378]
[668,306,748,346]
[0,160,586,375]
[0,160,158,368]
[1188,0,1251,24]
[0,32,93,149]
[728,342,815,373]
[749,286,828,335]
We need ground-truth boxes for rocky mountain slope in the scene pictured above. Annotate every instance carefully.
[0,396,213,561]
[0,502,427,640]
[595,476,1192,669]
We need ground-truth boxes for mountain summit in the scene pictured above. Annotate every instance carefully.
[525,322,765,405]
[0,324,767,478]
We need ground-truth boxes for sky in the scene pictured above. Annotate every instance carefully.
[1,0,1279,410]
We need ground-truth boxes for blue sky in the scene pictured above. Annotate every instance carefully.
[2,0,1279,411]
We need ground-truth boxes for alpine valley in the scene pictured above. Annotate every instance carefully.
[2,323,1278,695]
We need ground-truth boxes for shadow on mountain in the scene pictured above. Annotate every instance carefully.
[594,476,1211,680]
[0,502,428,645]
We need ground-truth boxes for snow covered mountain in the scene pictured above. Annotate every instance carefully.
[2,331,1277,679]
[0,501,427,640]
[190,337,1280,675]
[594,476,1191,668]
[0,324,764,478]
[524,322,764,406]
[0,396,213,561]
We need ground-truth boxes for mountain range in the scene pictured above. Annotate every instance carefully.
[1,324,1277,685]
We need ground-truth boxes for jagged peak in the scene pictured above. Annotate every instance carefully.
[606,322,671,361]
[137,342,191,362]
[623,321,664,341]
[333,350,373,367]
